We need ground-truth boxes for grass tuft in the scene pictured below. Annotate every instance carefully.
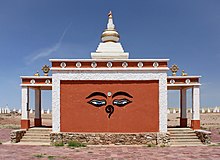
[54,141,64,147]
[67,141,86,148]
[33,154,44,158]
[147,144,156,147]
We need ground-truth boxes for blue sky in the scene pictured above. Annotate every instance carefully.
[0,0,219,109]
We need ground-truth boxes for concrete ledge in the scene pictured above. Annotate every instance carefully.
[10,129,26,143]
[195,130,211,145]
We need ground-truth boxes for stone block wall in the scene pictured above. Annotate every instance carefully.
[50,132,170,146]
[10,129,26,143]
[195,130,211,144]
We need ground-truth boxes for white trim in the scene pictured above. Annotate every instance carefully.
[167,84,201,87]
[52,71,168,132]
[49,59,170,62]
[21,76,52,79]
[50,67,169,71]
[168,76,201,78]
[20,84,52,87]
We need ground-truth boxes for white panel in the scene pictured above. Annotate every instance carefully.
[21,87,29,120]
[192,86,200,120]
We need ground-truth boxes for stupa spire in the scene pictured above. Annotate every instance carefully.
[107,11,115,30]
[91,11,129,59]
[101,11,120,43]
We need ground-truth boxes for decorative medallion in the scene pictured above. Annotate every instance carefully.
[76,62,82,68]
[45,79,51,84]
[122,62,128,68]
[91,62,97,68]
[60,62,66,68]
[107,92,112,97]
[137,62,144,68]
[153,62,159,68]
[185,79,191,84]
[170,79,175,84]
[170,64,179,76]
[30,79,35,84]
[86,91,133,118]
[107,62,112,68]
[41,65,50,76]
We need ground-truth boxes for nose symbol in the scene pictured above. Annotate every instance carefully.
[105,105,114,118]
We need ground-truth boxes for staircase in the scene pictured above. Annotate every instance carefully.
[19,127,51,145]
[168,128,204,146]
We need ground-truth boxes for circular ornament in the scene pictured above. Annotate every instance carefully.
[107,62,112,68]
[30,79,35,84]
[137,62,144,68]
[45,79,51,84]
[76,62,82,68]
[170,79,175,84]
[91,62,97,68]
[185,79,191,84]
[153,62,159,68]
[60,62,66,68]
[122,62,128,68]
[107,92,112,97]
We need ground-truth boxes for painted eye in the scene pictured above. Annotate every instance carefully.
[88,99,106,107]
[113,99,131,107]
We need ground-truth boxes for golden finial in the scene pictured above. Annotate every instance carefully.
[108,11,112,18]
[42,65,50,76]
[181,70,188,76]
[34,71,40,76]
[170,64,179,76]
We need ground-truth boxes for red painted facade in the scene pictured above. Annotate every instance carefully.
[60,80,159,132]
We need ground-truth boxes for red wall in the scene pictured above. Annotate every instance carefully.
[60,80,159,132]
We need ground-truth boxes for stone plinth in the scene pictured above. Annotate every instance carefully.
[50,132,170,146]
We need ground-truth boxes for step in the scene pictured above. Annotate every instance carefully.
[170,133,196,137]
[20,139,51,143]
[169,131,195,134]
[170,136,199,139]
[168,128,191,131]
[25,133,50,137]
[170,143,205,147]
[22,136,50,140]
[171,139,201,142]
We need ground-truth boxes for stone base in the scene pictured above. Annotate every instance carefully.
[10,129,26,143]
[34,118,42,127]
[21,120,30,129]
[180,118,187,127]
[50,132,170,146]
[191,120,200,130]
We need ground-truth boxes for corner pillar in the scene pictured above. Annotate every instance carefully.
[34,88,42,127]
[191,86,200,130]
[21,87,30,129]
[180,88,187,127]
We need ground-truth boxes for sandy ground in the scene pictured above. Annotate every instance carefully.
[0,112,220,159]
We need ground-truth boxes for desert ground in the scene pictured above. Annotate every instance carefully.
[0,112,220,159]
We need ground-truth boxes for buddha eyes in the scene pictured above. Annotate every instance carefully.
[88,99,106,107]
[88,99,131,107]
[113,99,131,107]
